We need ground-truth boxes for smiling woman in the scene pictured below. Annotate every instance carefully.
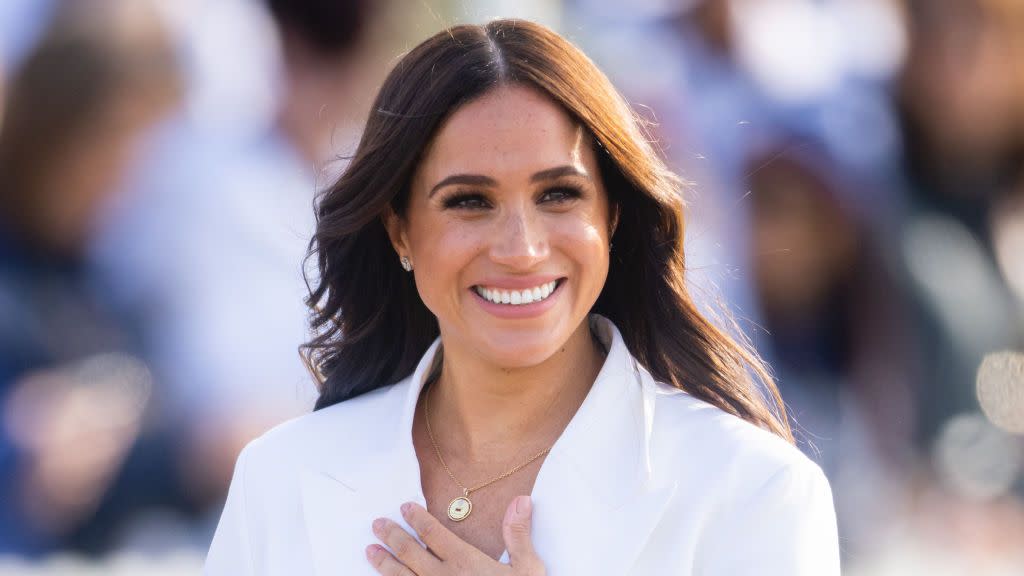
[385,84,617,366]
[205,18,840,576]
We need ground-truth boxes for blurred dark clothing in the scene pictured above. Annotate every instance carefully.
[0,221,119,553]
[0,220,189,555]
[0,224,128,387]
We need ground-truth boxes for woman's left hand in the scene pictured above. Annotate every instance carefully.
[366,495,546,575]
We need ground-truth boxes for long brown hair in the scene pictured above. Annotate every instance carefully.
[303,19,793,442]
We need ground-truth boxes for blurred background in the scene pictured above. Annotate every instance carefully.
[0,0,1021,573]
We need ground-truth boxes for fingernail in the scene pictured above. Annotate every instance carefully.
[373,518,386,532]
[401,502,412,516]
[516,495,531,515]
[366,544,381,559]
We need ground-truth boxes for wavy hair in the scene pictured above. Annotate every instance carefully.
[303,19,793,442]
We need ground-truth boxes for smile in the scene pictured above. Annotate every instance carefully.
[473,279,563,306]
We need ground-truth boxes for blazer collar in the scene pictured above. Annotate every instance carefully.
[302,313,677,574]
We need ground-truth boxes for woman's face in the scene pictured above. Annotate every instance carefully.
[386,84,617,367]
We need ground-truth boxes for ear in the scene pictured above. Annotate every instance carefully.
[381,204,411,260]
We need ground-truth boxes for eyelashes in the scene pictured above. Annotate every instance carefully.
[440,185,584,210]
[441,192,487,210]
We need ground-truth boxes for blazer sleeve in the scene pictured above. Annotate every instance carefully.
[697,458,841,575]
[204,440,258,575]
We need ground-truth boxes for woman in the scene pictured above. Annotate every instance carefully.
[205,19,839,575]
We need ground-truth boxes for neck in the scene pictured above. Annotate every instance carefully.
[423,319,607,466]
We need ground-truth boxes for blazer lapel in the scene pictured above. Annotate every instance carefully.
[300,314,677,575]
[300,337,442,576]
[300,450,427,576]
[525,315,678,574]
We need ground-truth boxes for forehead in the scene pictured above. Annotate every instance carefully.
[414,84,592,185]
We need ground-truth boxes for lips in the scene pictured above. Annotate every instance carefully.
[473,278,563,305]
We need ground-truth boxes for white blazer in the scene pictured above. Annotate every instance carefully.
[205,314,840,575]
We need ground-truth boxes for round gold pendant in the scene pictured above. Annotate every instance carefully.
[447,496,472,521]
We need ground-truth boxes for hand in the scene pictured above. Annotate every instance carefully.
[6,362,145,535]
[366,495,546,575]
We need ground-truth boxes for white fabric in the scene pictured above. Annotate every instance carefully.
[205,313,840,575]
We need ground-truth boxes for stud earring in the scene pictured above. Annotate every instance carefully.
[400,256,413,271]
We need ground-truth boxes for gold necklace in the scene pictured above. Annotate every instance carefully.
[424,378,553,522]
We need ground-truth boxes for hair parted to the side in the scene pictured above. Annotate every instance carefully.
[302,19,794,443]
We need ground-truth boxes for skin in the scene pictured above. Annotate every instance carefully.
[377,84,618,574]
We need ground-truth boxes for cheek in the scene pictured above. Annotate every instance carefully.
[408,208,611,307]
[555,219,605,251]
[408,217,484,298]
[415,218,478,253]
[550,214,611,275]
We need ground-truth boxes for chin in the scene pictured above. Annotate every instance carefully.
[473,333,564,368]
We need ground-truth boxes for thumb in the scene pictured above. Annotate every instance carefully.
[502,495,542,570]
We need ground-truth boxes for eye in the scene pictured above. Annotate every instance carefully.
[442,192,490,210]
[541,186,583,204]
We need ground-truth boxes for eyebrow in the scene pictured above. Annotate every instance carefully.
[428,165,590,197]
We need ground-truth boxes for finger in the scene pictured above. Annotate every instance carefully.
[400,501,474,561]
[372,517,443,575]
[366,544,417,576]
[502,495,543,572]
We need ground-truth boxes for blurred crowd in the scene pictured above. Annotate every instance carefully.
[0,0,1021,573]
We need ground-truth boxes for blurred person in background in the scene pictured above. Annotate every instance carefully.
[743,135,919,557]
[89,0,379,527]
[0,0,181,555]
[884,0,1024,568]
[264,0,374,171]
[897,0,1024,453]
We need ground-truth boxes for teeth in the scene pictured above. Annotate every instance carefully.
[475,280,560,306]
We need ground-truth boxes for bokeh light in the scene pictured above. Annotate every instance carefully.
[976,351,1024,435]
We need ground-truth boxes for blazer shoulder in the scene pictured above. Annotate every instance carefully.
[647,379,823,497]
[242,378,410,471]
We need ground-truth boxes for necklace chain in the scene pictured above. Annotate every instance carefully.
[424,377,553,497]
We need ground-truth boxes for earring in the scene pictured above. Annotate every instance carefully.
[400,256,413,271]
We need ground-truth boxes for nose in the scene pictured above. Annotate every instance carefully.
[489,206,549,269]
